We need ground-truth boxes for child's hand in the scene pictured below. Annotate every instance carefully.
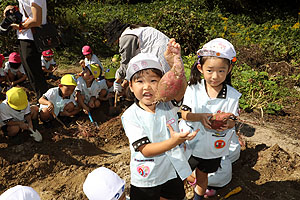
[79,60,85,68]
[199,113,213,129]
[83,105,90,114]
[47,102,54,113]
[52,66,58,72]
[19,122,29,130]
[164,38,182,69]
[167,124,199,145]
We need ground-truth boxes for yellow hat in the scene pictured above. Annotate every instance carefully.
[60,74,77,86]
[6,87,28,110]
[87,64,101,79]
[104,68,116,79]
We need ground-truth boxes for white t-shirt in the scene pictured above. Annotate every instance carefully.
[39,87,76,116]
[76,77,101,104]
[4,62,26,75]
[0,68,5,76]
[41,56,56,70]
[183,79,241,159]
[0,100,30,123]
[121,102,191,187]
[84,54,104,72]
[17,0,47,40]
[98,79,114,93]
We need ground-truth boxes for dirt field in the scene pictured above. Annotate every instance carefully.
[0,68,300,200]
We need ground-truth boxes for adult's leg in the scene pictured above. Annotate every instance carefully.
[19,40,48,99]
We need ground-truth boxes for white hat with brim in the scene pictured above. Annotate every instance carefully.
[126,53,163,81]
[83,167,125,200]
[0,185,41,200]
[197,38,237,62]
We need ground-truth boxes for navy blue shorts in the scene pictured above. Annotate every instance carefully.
[130,176,185,200]
[189,155,221,173]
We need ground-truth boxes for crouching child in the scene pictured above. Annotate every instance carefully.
[0,87,39,141]
[39,74,80,123]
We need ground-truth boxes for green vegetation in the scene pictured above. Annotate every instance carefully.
[0,0,299,114]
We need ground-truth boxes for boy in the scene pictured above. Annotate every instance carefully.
[0,185,41,200]
[0,87,40,140]
[39,74,80,123]
[83,167,128,200]
[41,49,57,79]
[76,64,102,114]
[98,68,116,101]
[4,52,27,87]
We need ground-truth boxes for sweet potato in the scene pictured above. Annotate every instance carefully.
[210,112,236,130]
[156,39,187,102]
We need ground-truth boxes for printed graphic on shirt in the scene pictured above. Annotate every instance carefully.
[214,140,226,149]
[137,165,150,177]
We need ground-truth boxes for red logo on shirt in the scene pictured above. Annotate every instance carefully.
[214,140,226,149]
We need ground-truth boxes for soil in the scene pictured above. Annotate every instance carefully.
[0,66,300,200]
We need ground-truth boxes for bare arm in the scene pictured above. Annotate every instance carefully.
[139,124,198,157]
[181,110,213,129]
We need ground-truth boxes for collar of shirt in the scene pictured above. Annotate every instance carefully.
[204,80,227,99]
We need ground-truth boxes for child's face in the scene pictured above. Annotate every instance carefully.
[44,56,53,61]
[59,85,75,97]
[106,79,114,88]
[84,54,92,60]
[198,57,232,88]
[82,68,93,81]
[129,69,161,107]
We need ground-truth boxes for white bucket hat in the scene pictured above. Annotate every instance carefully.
[0,185,41,200]
[83,167,125,200]
[197,38,237,63]
[126,53,163,81]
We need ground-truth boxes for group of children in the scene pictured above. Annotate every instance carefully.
[0,37,242,200]
[0,45,117,142]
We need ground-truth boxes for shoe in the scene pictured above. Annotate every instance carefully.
[204,188,216,198]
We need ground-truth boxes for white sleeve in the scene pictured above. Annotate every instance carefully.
[182,86,193,108]
[121,115,148,145]
[50,58,56,65]
[4,62,9,73]
[43,88,56,102]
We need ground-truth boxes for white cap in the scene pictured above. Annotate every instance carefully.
[197,38,237,62]
[0,185,41,200]
[125,53,163,81]
[83,167,125,200]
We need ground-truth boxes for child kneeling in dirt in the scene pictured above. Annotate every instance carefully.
[0,87,40,140]
[83,167,129,200]
[76,64,102,115]
[121,39,199,200]
[41,49,58,80]
[39,74,80,123]
[4,52,27,87]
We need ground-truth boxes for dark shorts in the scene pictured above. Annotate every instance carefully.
[130,176,185,200]
[189,155,222,173]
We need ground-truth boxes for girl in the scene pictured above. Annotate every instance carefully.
[121,39,198,200]
[181,38,241,200]
[81,45,104,73]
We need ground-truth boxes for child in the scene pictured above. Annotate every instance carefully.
[0,87,39,138]
[121,40,198,200]
[76,64,102,114]
[41,49,58,79]
[180,38,241,200]
[80,45,104,74]
[83,167,128,200]
[39,74,79,123]
[98,68,116,102]
[0,185,41,200]
[4,52,27,87]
